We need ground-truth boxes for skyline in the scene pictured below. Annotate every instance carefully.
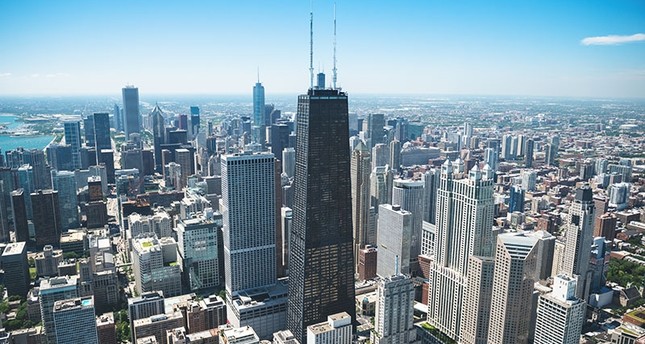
[0,1,644,98]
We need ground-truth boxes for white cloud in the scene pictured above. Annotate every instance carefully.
[581,33,645,46]
[0,73,11,77]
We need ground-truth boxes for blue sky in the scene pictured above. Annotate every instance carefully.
[0,0,644,97]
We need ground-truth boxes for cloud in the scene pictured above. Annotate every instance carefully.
[581,33,645,46]
[0,73,11,78]
[45,73,70,78]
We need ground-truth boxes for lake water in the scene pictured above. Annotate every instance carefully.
[0,114,54,152]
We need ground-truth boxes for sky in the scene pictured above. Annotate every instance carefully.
[0,0,644,98]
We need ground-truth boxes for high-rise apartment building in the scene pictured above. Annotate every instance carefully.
[371,165,393,208]
[534,274,586,344]
[53,296,99,344]
[372,274,415,344]
[487,232,539,344]
[423,168,440,224]
[461,255,495,344]
[122,85,141,139]
[427,163,495,341]
[221,151,276,295]
[128,291,165,330]
[282,148,295,178]
[11,189,29,243]
[287,88,355,344]
[253,81,266,144]
[561,185,595,300]
[131,234,182,297]
[306,312,353,344]
[351,141,373,270]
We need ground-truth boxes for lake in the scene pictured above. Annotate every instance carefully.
[0,114,54,152]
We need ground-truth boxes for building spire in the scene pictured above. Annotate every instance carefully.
[257,66,260,83]
[332,1,338,89]
[309,0,314,89]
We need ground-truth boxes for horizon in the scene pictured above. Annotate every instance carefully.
[1,1,645,98]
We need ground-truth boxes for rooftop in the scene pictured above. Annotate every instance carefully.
[2,242,26,256]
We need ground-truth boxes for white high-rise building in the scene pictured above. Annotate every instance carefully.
[488,232,539,344]
[372,274,416,344]
[371,165,393,208]
[534,274,586,344]
[561,185,595,300]
[282,147,295,178]
[306,312,352,344]
[176,210,222,291]
[376,204,412,277]
[427,162,495,341]
[392,179,425,267]
[221,151,276,295]
[39,275,79,344]
[131,233,182,297]
[520,170,537,192]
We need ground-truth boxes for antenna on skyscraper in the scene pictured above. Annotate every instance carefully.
[309,0,314,89]
[257,66,260,83]
[332,1,337,90]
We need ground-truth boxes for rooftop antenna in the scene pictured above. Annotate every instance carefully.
[257,66,260,83]
[309,0,314,89]
[332,1,337,89]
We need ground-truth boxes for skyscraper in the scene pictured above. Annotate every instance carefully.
[11,189,29,243]
[93,112,111,153]
[508,184,525,213]
[253,81,266,144]
[427,163,495,341]
[31,189,61,247]
[190,106,200,135]
[40,275,79,344]
[372,274,415,344]
[64,121,82,169]
[391,179,424,269]
[53,296,99,344]
[351,141,372,270]
[122,85,141,139]
[51,170,79,231]
[287,87,355,344]
[561,185,595,300]
[367,113,385,148]
[423,168,440,224]
[176,211,222,291]
[114,103,123,132]
[151,105,165,172]
[1,242,30,298]
[221,152,276,295]
[534,274,586,344]
[524,138,534,168]
[487,232,539,344]
[376,204,412,277]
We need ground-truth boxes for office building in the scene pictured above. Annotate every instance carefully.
[132,234,182,297]
[488,232,539,344]
[306,312,352,344]
[351,141,373,270]
[371,165,393,208]
[358,245,378,281]
[287,88,356,344]
[282,148,295,178]
[176,212,222,291]
[484,147,498,172]
[133,311,183,344]
[35,245,63,277]
[427,163,495,341]
[11,189,30,243]
[534,274,586,344]
[508,184,525,213]
[46,143,74,172]
[84,115,96,147]
[376,204,412,277]
[31,189,61,247]
[561,185,595,300]
[151,105,166,172]
[273,330,299,344]
[389,139,401,170]
[128,291,166,328]
[367,113,386,148]
[1,242,30,298]
[97,312,117,344]
[175,148,193,189]
[372,274,415,344]
[423,168,440,224]
[221,152,276,295]
[271,123,291,159]
[221,326,260,344]
[123,85,141,139]
[392,179,424,270]
[64,121,82,169]
[461,255,495,344]
[94,112,111,153]
[40,275,79,344]
[51,170,79,231]
[53,296,99,344]
[371,143,389,170]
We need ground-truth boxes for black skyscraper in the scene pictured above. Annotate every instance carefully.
[94,112,111,153]
[151,105,165,172]
[122,86,140,139]
[287,88,356,343]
